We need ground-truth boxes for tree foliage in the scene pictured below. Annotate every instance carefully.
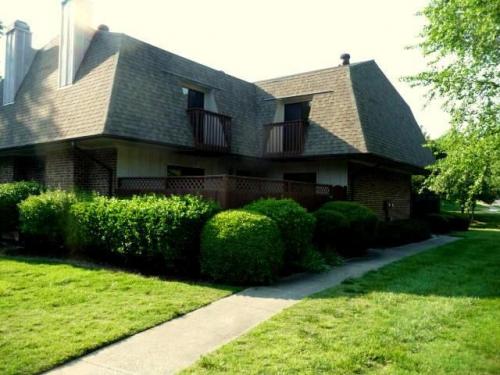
[406,0,500,214]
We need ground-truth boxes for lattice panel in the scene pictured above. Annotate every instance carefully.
[119,178,165,191]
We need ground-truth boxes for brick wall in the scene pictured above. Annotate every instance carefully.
[349,164,411,220]
[75,148,117,195]
[44,149,76,190]
[0,157,14,183]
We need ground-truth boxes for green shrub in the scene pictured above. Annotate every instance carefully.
[425,213,451,234]
[294,245,329,273]
[376,219,431,247]
[313,208,349,249]
[243,198,315,264]
[319,201,378,255]
[0,181,43,233]
[443,213,470,231]
[200,210,284,284]
[19,190,78,252]
[69,194,220,273]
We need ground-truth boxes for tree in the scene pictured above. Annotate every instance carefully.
[405,0,500,216]
[425,131,499,215]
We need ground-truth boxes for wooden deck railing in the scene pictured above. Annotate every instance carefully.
[264,120,307,158]
[187,108,231,153]
[116,175,347,210]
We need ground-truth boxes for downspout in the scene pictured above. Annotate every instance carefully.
[72,142,114,196]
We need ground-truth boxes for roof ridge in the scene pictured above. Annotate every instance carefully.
[254,60,375,84]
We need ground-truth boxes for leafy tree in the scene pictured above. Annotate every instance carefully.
[425,131,499,215]
[405,0,500,216]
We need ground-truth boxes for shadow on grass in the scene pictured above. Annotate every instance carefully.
[0,250,237,293]
[307,229,499,300]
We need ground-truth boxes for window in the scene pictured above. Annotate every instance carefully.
[167,165,205,177]
[283,172,317,183]
[284,101,310,122]
[283,101,310,153]
[183,88,204,109]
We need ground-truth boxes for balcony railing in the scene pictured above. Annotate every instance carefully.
[116,175,347,210]
[264,120,307,158]
[187,108,231,153]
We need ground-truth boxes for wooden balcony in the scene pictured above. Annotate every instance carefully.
[116,175,347,210]
[187,108,231,153]
[264,120,307,158]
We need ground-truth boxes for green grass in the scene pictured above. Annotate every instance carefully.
[184,228,500,374]
[0,256,237,375]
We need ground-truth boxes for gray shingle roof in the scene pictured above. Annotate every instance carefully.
[0,30,433,169]
[0,31,119,149]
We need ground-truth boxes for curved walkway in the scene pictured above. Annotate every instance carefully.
[47,235,458,375]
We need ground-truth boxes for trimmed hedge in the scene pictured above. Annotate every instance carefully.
[319,201,378,255]
[201,210,284,284]
[425,213,451,234]
[69,194,220,273]
[376,219,431,247]
[313,208,349,249]
[243,198,315,264]
[18,190,78,252]
[0,181,43,233]
[443,213,470,231]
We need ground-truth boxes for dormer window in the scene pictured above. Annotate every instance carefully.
[184,88,204,109]
[284,101,310,123]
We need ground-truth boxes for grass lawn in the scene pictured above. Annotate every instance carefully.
[0,256,237,375]
[184,227,500,373]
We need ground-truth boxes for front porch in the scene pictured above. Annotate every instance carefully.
[116,175,348,210]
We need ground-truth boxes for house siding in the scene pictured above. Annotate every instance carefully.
[349,163,411,220]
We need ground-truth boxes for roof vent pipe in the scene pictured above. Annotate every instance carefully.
[340,53,350,65]
[3,20,35,105]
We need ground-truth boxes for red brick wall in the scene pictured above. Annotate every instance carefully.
[75,148,117,195]
[44,149,76,190]
[349,163,411,220]
[0,157,14,183]
[3,147,117,195]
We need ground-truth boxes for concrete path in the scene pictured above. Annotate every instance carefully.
[47,235,458,375]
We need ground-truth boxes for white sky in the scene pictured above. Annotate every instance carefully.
[0,0,449,138]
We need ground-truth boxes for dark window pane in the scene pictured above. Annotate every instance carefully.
[167,165,205,177]
[284,101,310,122]
[187,89,204,109]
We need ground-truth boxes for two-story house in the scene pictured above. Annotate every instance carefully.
[0,0,433,219]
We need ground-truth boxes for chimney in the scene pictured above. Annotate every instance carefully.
[3,20,34,105]
[59,0,94,87]
[340,53,350,65]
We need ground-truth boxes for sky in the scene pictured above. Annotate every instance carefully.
[0,0,450,138]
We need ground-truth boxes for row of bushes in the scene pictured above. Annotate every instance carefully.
[0,181,470,285]
[0,181,43,233]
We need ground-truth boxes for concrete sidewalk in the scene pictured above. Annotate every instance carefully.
[47,235,458,375]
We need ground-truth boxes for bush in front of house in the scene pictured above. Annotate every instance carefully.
[69,194,220,273]
[425,213,451,234]
[313,208,349,250]
[442,213,470,231]
[18,190,78,253]
[243,198,316,266]
[319,201,378,255]
[0,181,43,233]
[200,210,284,284]
[375,219,431,247]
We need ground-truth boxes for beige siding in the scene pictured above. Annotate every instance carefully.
[116,144,228,178]
[267,160,347,186]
